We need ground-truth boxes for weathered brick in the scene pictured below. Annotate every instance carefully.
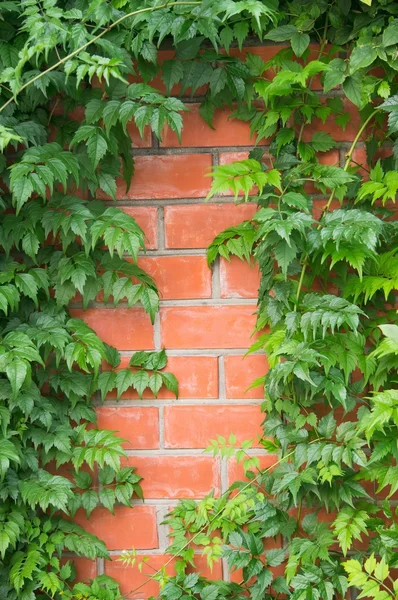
[116,154,212,200]
[165,204,257,249]
[220,257,260,298]
[74,506,158,550]
[104,355,218,400]
[225,355,268,399]
[96,406,159,449]
[164,405,263,448]
[122,456,219,498]
[161,305,258,349]
[70,308,154,350]
[138,256,211,299]
[121,206,158,249]
[161,104,261,148]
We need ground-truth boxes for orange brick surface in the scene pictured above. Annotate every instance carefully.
[122,456,220,498]
[161,305,257,349]
[66,42,360,592]
[164,204,257,248]
[164,405,263,448]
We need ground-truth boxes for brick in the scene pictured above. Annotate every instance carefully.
[122,456,219,498]
[350,146,392,178]
[161,104,261,148]
[165,204,257,249]
[70,308,154,351]
[161,305,258,349]
[71,558,97,582]
[228,454,278,485]
[138,256,211,299]
[96,406,159,449]
[220,257,260,298]
[225,355,268,399]
[160,355,218,398]
[74,506,157,550]
[164,405,263,449]
[126,122,152,148]
[121,207,158,250]
[303,98,360,142]
[104,355,218,400]
[219,151,250,164]
[116,154,212,200]
[106,555,222,599]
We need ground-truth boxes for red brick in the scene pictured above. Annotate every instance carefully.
[164,405,263,449]
[104,355,218,400]
[161,104,261,148]
[303,99,360,142]
[74,506,157,550]
[72,558,97,582]
[161,356,218,398]
[96,407,159,449]
[165,204,257,249]
[126,122,152,148]
[161,305,257,349]
[106,555,222,599]
[228,454,278,485]
[219,151,250,164]
[350,146,392,178]
[138,256,211,299]
[122,456,219,498]
[220,257,260,298]
[70,308,154,351]
[225,355,268,399]
[116,154,212,200]
[121,207,158,250]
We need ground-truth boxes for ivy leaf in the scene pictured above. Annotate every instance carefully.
[323,58,346,92]
[291,32,310,57]
[87,130,108,168]
[209,68,228,97]
[265,25,297,41]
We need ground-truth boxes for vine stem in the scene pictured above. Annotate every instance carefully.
[293,108,379,310]
[0,1,202,115]
[124,438,325,598]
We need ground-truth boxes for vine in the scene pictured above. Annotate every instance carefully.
[125,2,398,600]
[1,0,398,599]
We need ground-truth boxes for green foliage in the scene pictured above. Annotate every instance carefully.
[1,0,398,598]
[106,3,398,600]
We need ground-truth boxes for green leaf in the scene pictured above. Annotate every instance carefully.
[323,58,346,92]
[349,45,377,73]
[265,25,297,41]
[87,130,108,168]
[291,32,310,57]
[161,372,178,398]
[382,20,398,47]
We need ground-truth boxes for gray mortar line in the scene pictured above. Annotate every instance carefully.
[157,205,165,250]
[104,399,263,407]
[218,355,226,400]
[211,258,221,299]
[156,505,171,551]
[124,448,270,457]
[158,405,165,449]
[117,348,264,356]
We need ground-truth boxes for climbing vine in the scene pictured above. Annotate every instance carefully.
[126,2,398,600]
[1,0,397,599]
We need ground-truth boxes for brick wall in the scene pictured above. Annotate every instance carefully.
[71,45,360,597]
